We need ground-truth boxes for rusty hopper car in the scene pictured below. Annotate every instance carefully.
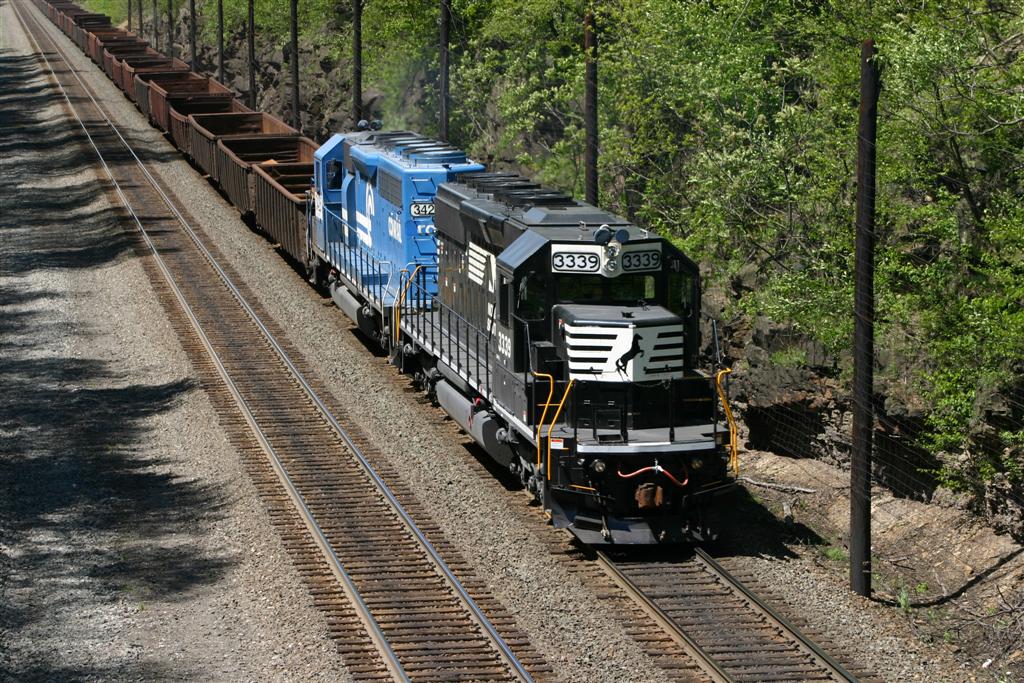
[133,71,205,122]
[216,135,317,217]
[110,53,168,94]
[101,43,151,81]
[253,162,311,265]
[148,76,235,133]
[88,31,138,64]
[65,13,108,47]
[187,112,297,182]
[72,18,111,50]
[167,98,250,155]
[121,59,190,103]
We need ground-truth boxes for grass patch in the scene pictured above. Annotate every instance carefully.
[821,545,847,562]
[770,346,808,368]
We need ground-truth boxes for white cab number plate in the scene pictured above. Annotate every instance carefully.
[410,201,435,217]
[622,250,661,272]
[552,251,600,273]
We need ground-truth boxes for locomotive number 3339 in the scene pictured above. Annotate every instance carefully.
[552,252,600,272]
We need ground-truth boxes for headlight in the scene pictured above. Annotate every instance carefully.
[591,459,607,474]
[690,456,704,470]
[604,260,617,273]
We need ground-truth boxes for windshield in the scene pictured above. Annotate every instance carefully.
[555,274,656,305]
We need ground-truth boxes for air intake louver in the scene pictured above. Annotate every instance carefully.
[459,172,574,207]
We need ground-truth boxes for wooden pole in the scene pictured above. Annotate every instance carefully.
[217,0,224,83]
[137,0,143,39]
[438,0,450,141]
[850,38,880,598]
[152,0,158,51]
[290,0,301,130]
[166,0,173,61]
[352,0,362,123]
[583,7,598,206]
[248,0,257,109]
[189,0,197,71]
[128,0,133,32]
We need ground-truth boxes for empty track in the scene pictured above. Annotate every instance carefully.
[15,1,549,680]
[596,548,863,682]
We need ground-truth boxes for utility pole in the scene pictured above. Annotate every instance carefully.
[217,0,224,83]
[137,0,143,39]
[352,0,362,123]
[583,6,598,206]
[248,0,257,109]
[850,38,880,598]
[152,0,158,51]
[438,0,450,141]
[167,0,173,61]
[128,0,132,32]
[290,0,301,131]
[189,0,197,71]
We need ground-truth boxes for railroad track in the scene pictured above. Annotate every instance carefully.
[14,2,550,680]
[595,549,864,682]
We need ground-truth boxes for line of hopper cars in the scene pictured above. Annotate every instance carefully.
[37,0,740,546]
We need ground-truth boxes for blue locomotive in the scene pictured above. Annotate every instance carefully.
[308,131,738,545]
[307,131,484,339]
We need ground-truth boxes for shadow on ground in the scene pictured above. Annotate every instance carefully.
[0,40,232,682]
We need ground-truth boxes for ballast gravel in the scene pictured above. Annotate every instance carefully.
[1,4,350,681]
[19,3,975,681]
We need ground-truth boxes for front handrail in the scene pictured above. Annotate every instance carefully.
[715,368,739,475]
[531,372,555,471]
[546,379,576,481]
[394,264,424,346]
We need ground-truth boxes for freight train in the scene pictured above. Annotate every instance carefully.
[36,0,739,545]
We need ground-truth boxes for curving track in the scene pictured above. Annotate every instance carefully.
[13,1,550,680]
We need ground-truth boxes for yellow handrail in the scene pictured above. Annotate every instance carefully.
[546,379,576,481]
[715,368,739,475]
[531,372,555,470]
[393,265,424,346]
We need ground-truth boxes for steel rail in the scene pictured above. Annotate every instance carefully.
[694,548,859,682]
[595,544,860,683]
[9,3,408,680]
[15,3,533,680]
[593,550,734,683]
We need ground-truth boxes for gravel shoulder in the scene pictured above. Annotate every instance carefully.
[730,449,1023,682]
[0,3,350,681]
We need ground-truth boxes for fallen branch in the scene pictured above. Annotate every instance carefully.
[738,476,817,494]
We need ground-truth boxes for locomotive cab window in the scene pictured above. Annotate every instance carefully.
[556,274,603,303]
[556,274,656,305]
[615,274,657,304]
[516,272,548,320]
[498,276,511,325]
[667,271,696,319]
[327,160,344,190]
